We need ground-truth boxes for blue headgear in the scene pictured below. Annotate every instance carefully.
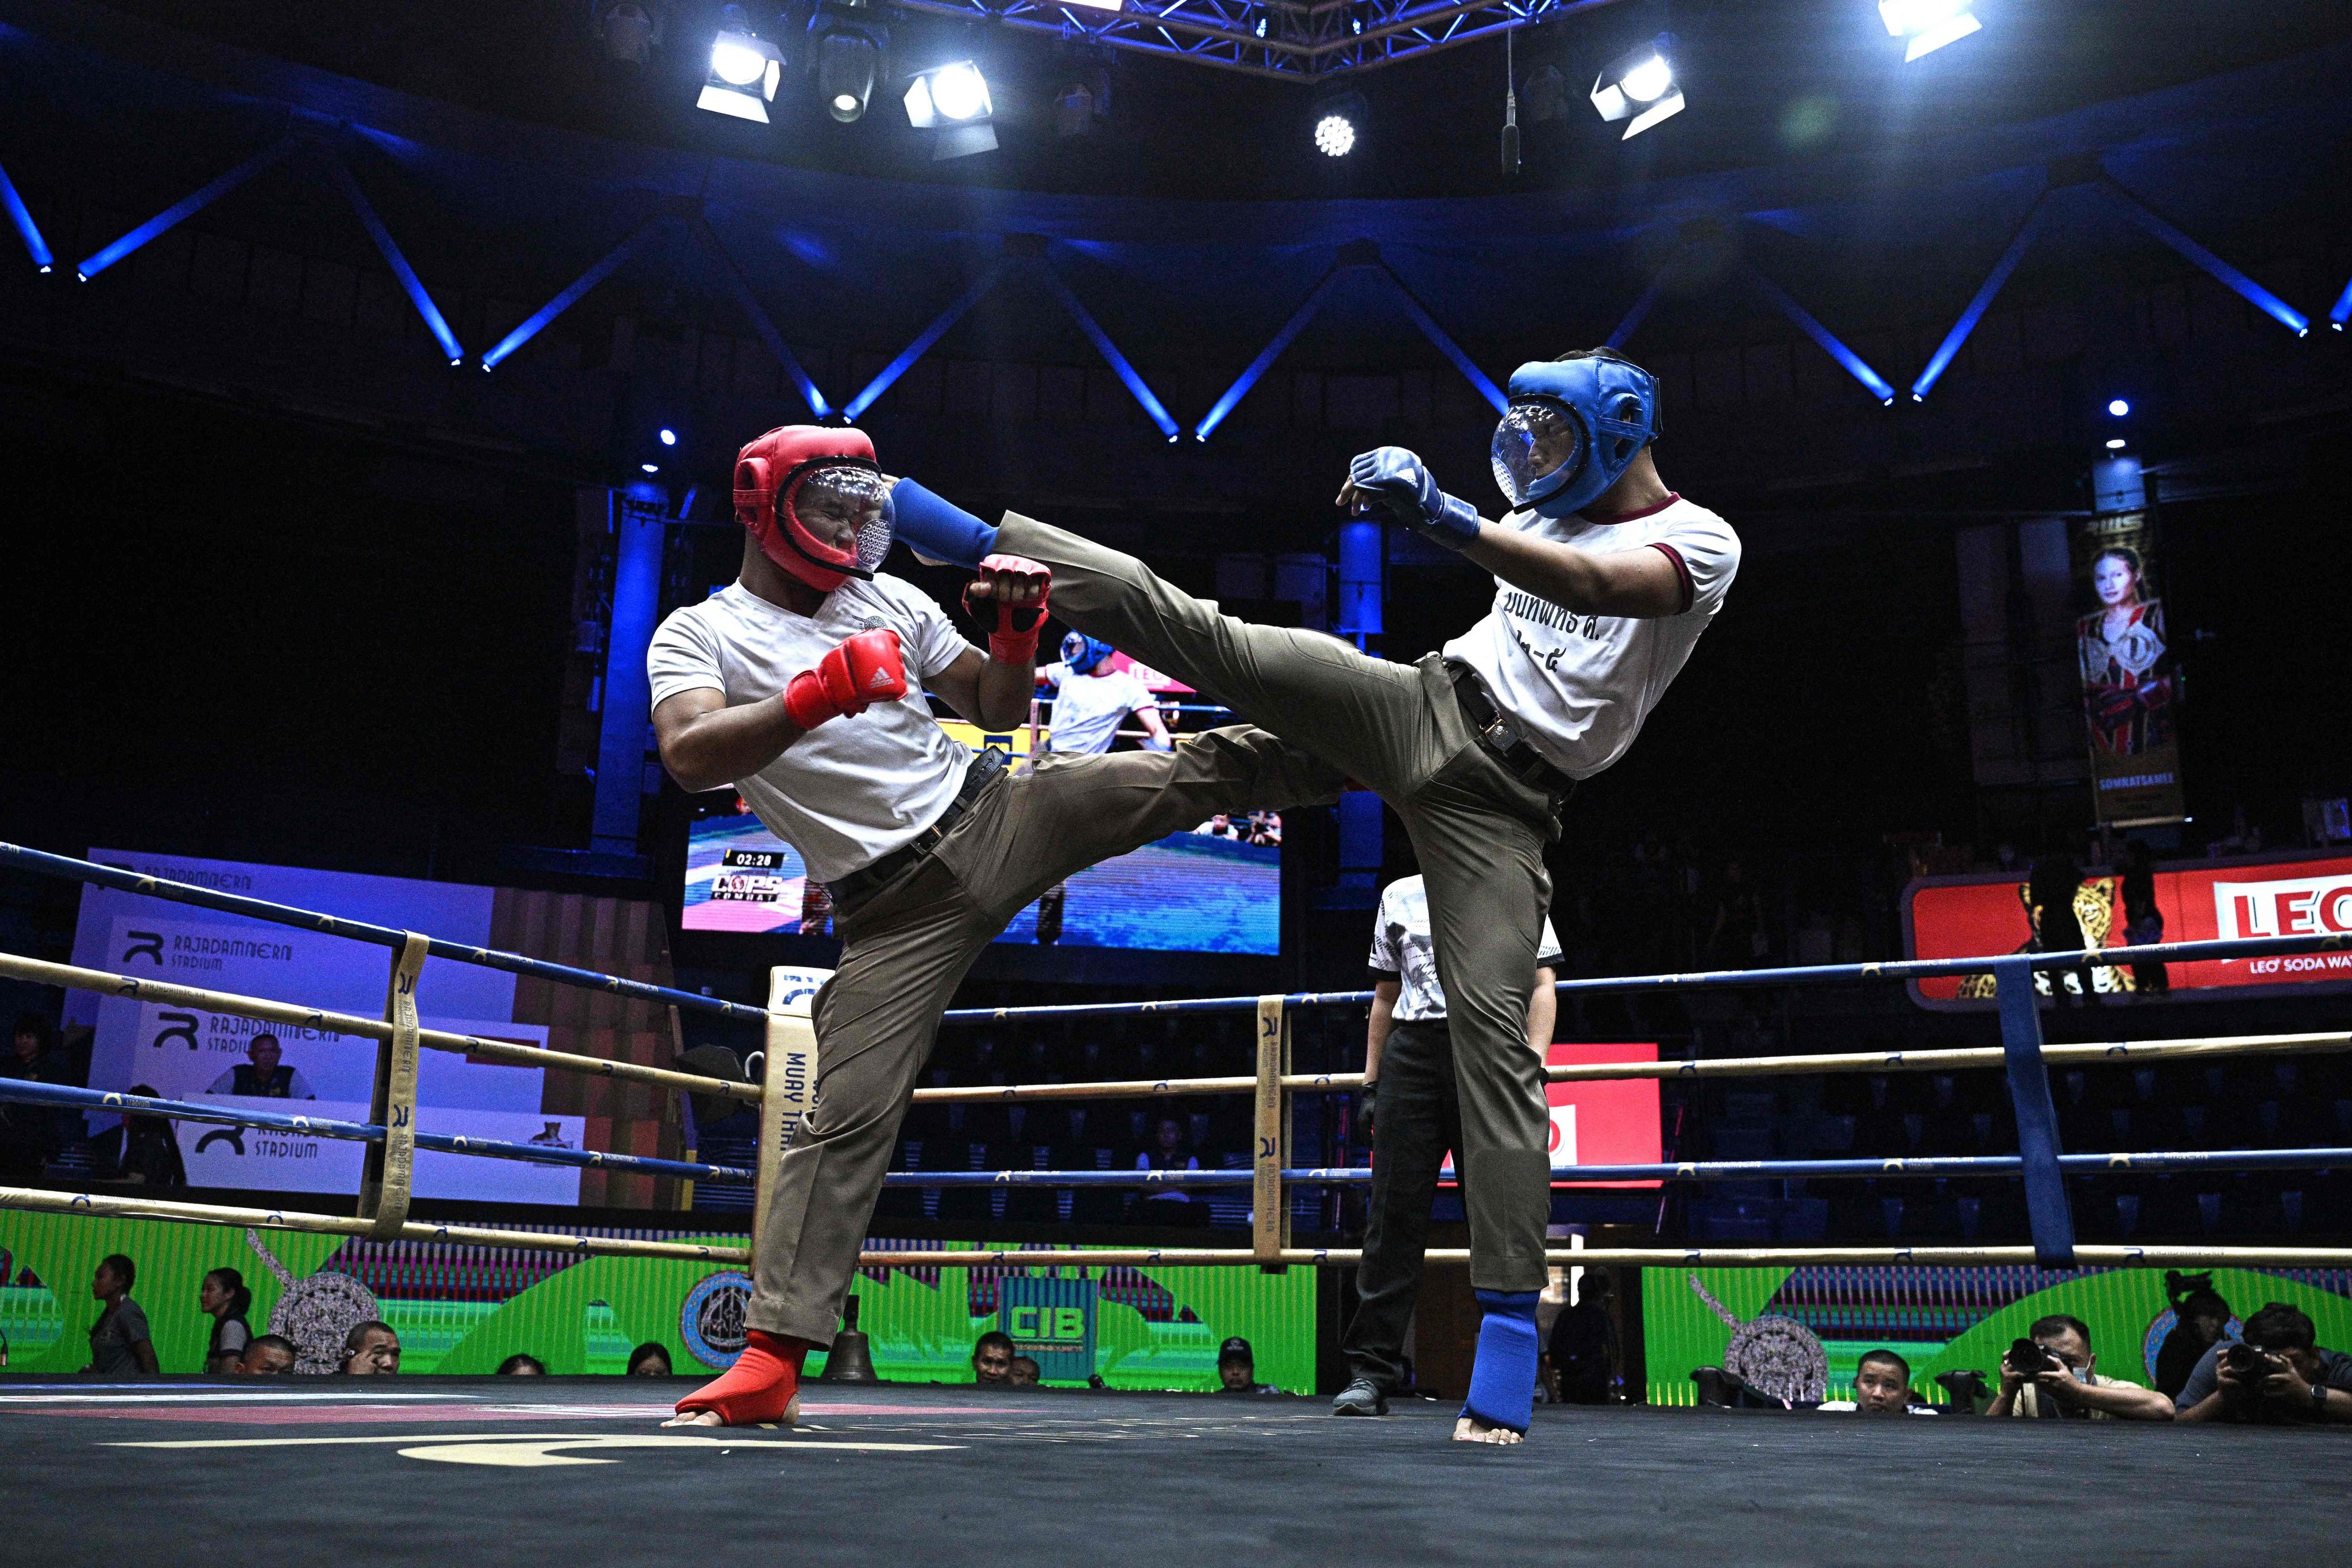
[1489,350,1663,520]
[1060,631,1115,674]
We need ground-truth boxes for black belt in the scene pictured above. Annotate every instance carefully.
[1449,663,1579,803]
[824,747,1009,916]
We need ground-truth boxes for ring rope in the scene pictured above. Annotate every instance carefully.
[0,841,767,1023]
[0,1079,754,1184]
[0,952,760,1103]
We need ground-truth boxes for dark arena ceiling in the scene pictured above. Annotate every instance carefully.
[75,0,2352,201]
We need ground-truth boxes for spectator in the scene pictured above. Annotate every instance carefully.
[341,1320,401,1376]
[1333,873,1559,1418]
[497,1354,549,1376]
[2175,1302,2352,1425]
[1007,1355,1041,1388]
[84,1253,158,1376]
[1216,1337,1275,1394]
[89,1085,187,1188]
[205,1034,316,1099]
[1546,1271,1619,1406]
[1988,1314,2171,1420]
[972,1330,1015,1385]
[627,1342,673,1377]
[199,1266,254,1374]
[1,1013,67,1177]
[1133,1116,1205,1227]
[234,1334,298,1376]
[2154,1272,2233,1399]
[2028,852,2099,1006]
[2119,841,2168,996]
[1818,1350,1936,1415]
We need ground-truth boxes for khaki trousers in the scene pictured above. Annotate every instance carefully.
[994,512,1558,1294]
[749,725,1343,1343]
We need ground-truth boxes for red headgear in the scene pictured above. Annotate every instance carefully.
[733,424,885,593]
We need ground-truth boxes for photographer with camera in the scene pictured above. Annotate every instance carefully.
[2174,1302,2352,1425]
[1986,1314,2173,1421]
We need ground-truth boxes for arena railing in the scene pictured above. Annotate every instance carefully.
[4,843,2351,1277]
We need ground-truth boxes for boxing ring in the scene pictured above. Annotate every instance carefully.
[4,841,2351,1281]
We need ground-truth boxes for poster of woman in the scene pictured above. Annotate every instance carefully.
[2072,512,2185,826]
[2078,545,2173,756]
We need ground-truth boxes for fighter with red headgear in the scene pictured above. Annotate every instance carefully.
[649,426,1341,1427]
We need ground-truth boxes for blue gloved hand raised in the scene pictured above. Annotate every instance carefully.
[1344,447,1481,547]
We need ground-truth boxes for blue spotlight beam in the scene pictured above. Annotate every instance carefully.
[0,160,53,272]
[75,136,299,281]
[689,216,831,419]
[840,263,1011,422]
[1194,264,1348,441]
[318,150,464,365]
[1377,264,1507,414]
[2332,272,2352,331]
[2099,176,2309,338]
[1606,264,1674,350]
[480,215,669,372]
[1910,195,2048,402]
[1744,262,1897,405]
[1033,261,1181,439]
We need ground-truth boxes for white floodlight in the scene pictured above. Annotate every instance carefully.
[1879,0,1982,62]
[700,7,781,121]
[1591,34,1684,140]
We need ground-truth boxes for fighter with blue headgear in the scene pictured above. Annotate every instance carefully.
[1059,631,1117,676]
[882,353,1737,1446]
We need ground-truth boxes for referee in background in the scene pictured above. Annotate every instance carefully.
[1333,873,1562,1415]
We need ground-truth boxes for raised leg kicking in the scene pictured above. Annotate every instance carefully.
[886,349,1740,1443]
[651,424,1343,1427]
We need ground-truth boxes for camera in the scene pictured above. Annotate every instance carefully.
[2007,1338,2057,1377]
[2222,1343,2280,1380]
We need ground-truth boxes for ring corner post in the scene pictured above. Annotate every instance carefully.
[1994,955,2077,1268]
[1253,995,1291,1273]
[754,967,822,1265]
[357,933,428,1239]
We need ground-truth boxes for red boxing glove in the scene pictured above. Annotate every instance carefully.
[782,628,907,732]
[963,554,1052,665]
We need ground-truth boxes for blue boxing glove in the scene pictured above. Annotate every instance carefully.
[1347,447,1481,548]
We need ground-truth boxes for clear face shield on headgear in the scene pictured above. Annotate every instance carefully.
[1489,398,1588,513]
[791,463,895,574]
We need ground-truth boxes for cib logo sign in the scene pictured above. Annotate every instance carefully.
[999,1276,1096,1383]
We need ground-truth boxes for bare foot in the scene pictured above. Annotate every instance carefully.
[1452,1414,1524,1446]
[662,1394,800,1430]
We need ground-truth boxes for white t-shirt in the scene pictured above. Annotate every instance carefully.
[1047,666,1155,755]
[1442,495,1740,779]
[1369,875,1563,1024]
[647,577,978,883]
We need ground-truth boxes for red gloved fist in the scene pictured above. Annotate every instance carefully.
[782,628,907,732]
[963,554,1052,665]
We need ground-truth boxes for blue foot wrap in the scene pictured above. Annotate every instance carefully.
[889,478,996,567]
[1461,1289,1540,1435]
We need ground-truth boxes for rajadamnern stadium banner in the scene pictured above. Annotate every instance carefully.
[1902,852,2352,1008]
[2073,510,2184,827]
[0,1212,1311,1389]
[1643,1264,2352,1407]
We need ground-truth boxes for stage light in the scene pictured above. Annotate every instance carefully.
[1591,35,1684,140]
[2105,438,2127,451]
[1312,90,1368,158]
[1060,0,1122,10]
[698,6,781,122]
[642,462,662,473]
[818,30,882,122]
[1879,0,1981,62]
[659,427,677,446]
[903,61,998,158]
[2107,399,2130,417]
